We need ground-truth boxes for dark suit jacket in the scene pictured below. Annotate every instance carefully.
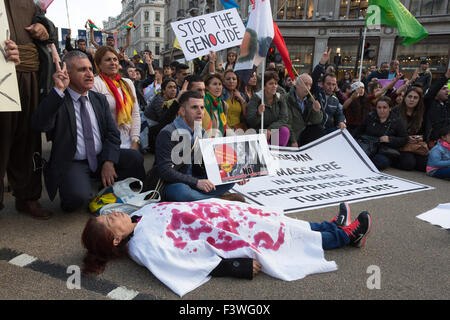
[32,88,121,200]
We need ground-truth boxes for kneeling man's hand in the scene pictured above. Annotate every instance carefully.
[101,161,118,188]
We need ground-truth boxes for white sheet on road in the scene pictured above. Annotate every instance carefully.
[233,130,434,213]
[416,203,450,229]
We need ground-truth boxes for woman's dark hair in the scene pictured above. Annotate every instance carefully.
[368,81,382,95]
[161,78,177,94]
[376,96,392,108]
[264,71,279,86]
[223,69,241,91]
[204,73,224,88]
[81,217,128,275]
[397,87,425,135]
[439,125,450,139]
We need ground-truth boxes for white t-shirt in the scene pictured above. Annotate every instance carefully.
[127,199,337,297]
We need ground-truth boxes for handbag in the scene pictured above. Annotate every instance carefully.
[357,135,380,158]
[399,141,429,156]
[357,119,401,159]
[89,178,160,216]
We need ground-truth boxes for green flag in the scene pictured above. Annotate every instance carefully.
[366,0,428,46]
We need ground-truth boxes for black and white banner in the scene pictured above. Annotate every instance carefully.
[233,130,434,213]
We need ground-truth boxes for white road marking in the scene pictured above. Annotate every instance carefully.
[9,254,38,267]
[107,286,139,300]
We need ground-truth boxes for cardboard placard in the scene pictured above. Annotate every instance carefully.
[0,0,21,112]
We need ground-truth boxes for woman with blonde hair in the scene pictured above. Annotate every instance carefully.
[92,46,141,150]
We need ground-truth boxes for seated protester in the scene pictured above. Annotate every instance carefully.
[144,67,163,105]
[145,76,206,153]
[342,82,370,136]
[240,71,258,103]
[247,71,291,146]
[366,72,403,111]
[314,73,347,134]
[391,87,428,172]
[338,71,352,91]
[412,60,432,92]
[424,69,450,145]
[203,73,232,138]
[154,91,248,202]
[174,63,190,92]
[364,62,390,86]
[285,73,323,147]
[354,97,408,170]
[32,51,145,212]
[338,82,352,105]
[81,201,372,297]
[282,75,295,92]
[92,46,141,150]
[125,66,147,111]
[144,79,178,124]
[223,70,248,131]
[426,126,450,179]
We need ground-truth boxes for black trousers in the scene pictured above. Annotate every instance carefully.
[298,124,325,147]
[0,72,42,208]
[58,149,146,212]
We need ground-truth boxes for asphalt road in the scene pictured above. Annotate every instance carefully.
[0,137,449,303]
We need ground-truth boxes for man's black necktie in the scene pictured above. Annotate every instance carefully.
[79,96,98,173]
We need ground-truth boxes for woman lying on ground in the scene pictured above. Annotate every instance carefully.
[82,200,372,297]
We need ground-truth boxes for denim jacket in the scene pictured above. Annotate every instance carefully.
[427,141,450,175]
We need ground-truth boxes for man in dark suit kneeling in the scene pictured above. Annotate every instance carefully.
[33,51,145,212]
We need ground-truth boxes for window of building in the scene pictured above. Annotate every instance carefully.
[285,38,315,73]
[410,0,449,15]
[339,0,369,19]
[394,36,450,79]
[278,0,314,20]
[144,11,150,21]
[155,11,161,21]
[328,37,380,80]
[155,26,160,38]
[155,44,160,55]
[144,25,150,38]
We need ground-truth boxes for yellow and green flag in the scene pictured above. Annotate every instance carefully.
[366,0,428,46]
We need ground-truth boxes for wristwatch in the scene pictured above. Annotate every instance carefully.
[132,138,140,144]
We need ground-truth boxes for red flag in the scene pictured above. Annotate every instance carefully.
[272,22,295,80]
[38,0,54,11]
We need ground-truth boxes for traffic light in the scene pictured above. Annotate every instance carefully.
[267,43,282,63]
[267,44,276,62]
[364,42,376,60]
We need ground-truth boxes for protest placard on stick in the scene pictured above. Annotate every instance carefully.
[0,0,21,112]
[171,8,245,61]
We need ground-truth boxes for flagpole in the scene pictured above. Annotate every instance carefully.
[261,60,265,133]
[358,26,367,82]
[65,0,71,33]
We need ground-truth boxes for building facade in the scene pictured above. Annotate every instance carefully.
[164,0,449,79]
[103,0,165,66]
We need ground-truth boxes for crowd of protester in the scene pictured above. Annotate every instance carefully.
[60,38,450,179]
[2,4,449,221]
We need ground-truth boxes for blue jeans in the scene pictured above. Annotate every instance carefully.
[310,221,350,250]
[429,167,450,179]
[165,182,235,202]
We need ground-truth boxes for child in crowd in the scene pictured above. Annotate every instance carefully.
[426,126,450,179]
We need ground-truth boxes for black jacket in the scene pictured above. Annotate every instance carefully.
[424,75,450,142]
[354,111,408,149]
[154,122,206,191]
[32,89,121,200]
